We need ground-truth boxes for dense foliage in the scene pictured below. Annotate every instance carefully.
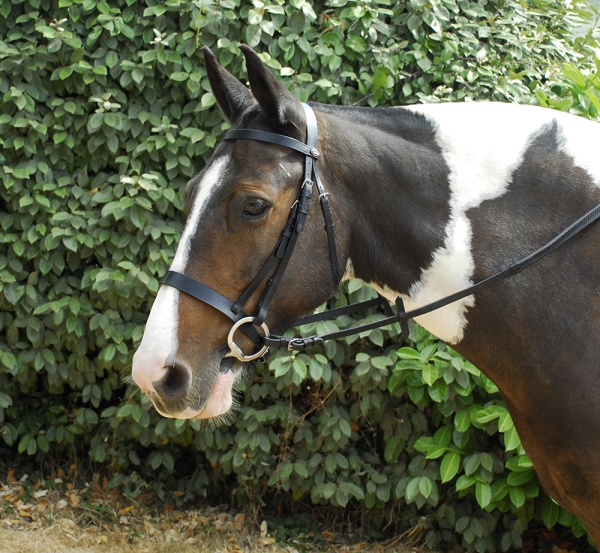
[1,0,598,550]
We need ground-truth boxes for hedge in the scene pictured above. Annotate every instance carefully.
[1,0,599,550]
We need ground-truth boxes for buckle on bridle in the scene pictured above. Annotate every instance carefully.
[226,317,269,362]
[287,335,324,351]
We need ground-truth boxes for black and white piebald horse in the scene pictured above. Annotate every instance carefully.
[132,47,600,542]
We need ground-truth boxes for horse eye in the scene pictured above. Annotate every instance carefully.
[243,198,269,218]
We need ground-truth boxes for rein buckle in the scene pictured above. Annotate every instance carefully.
[287,336,324,351]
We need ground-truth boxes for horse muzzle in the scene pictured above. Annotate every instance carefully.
[132,346,242,419]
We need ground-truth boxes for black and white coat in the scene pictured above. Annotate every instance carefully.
[133,47,600,544]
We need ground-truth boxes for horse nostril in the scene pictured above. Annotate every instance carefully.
[154,362,191,399]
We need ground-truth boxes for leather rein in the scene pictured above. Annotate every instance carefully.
[162,103,600,362]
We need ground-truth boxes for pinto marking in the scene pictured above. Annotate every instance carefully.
[132,47,600,544]
[380,103,597,343]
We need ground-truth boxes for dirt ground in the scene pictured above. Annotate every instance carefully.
[0,469,427,553]
[0,524,310,553]
[0,515,426,553]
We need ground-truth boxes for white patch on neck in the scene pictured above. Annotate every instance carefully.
[386,103,571,343]
[132,156,229,388]
[547,112,600,188]
[311,107,597,347]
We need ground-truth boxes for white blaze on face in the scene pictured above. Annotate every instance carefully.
[131,156,230,396]
[170,155,230,273]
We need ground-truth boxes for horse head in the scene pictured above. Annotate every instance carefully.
[131,46,343,419]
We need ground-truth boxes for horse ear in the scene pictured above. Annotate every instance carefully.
[240,45,305,134]
[202,47,256,122]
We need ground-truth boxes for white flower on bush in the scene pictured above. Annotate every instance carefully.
[151,28,175,47]
[91,93,121,113]
[49,18,67,32]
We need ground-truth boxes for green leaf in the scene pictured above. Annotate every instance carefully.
[37,435,50,453]
[419,477,433,498]
[384,435,404,463]
[498,410,513,432]
[372,66,390,92]
[440,451,461,483]
[0,391,13,409]
[454,409,470,432]
[507,468,535,486]
[509,485,526,509]
[405,477,420,501]
[59,66,73,80]
[170,72,188,82]
[117,403,136,418]
[584,89,600,113]
[417,56,432,72]
[407,14,422,38]
[333,484,348,507]
[475,481,492,509]
[346,35,366,54]
[105,51,118,68]
[422,363,438,386]
[563,67,587,89]
[294,460,308,478]
[540,493,561,529]
[425,444,447,459]
[503,426,522,451]
[396,347,421,360]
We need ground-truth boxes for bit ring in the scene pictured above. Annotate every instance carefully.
[226,317,269,362]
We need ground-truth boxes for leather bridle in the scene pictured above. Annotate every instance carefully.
[162,103,340,362]
[162,103,600,363]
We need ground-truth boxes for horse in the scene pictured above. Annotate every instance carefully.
[132,46,600,544]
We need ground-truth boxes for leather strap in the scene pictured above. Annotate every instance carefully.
[161,271,263,345]
[302,103,340,285]
[223,129,319,159]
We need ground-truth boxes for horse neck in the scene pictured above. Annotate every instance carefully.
[316,104,452,295]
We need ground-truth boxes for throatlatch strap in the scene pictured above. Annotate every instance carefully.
[301,103,340,285]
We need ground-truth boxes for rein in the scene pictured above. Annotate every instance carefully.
[162,103,600,361]
[271,200,600,351]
